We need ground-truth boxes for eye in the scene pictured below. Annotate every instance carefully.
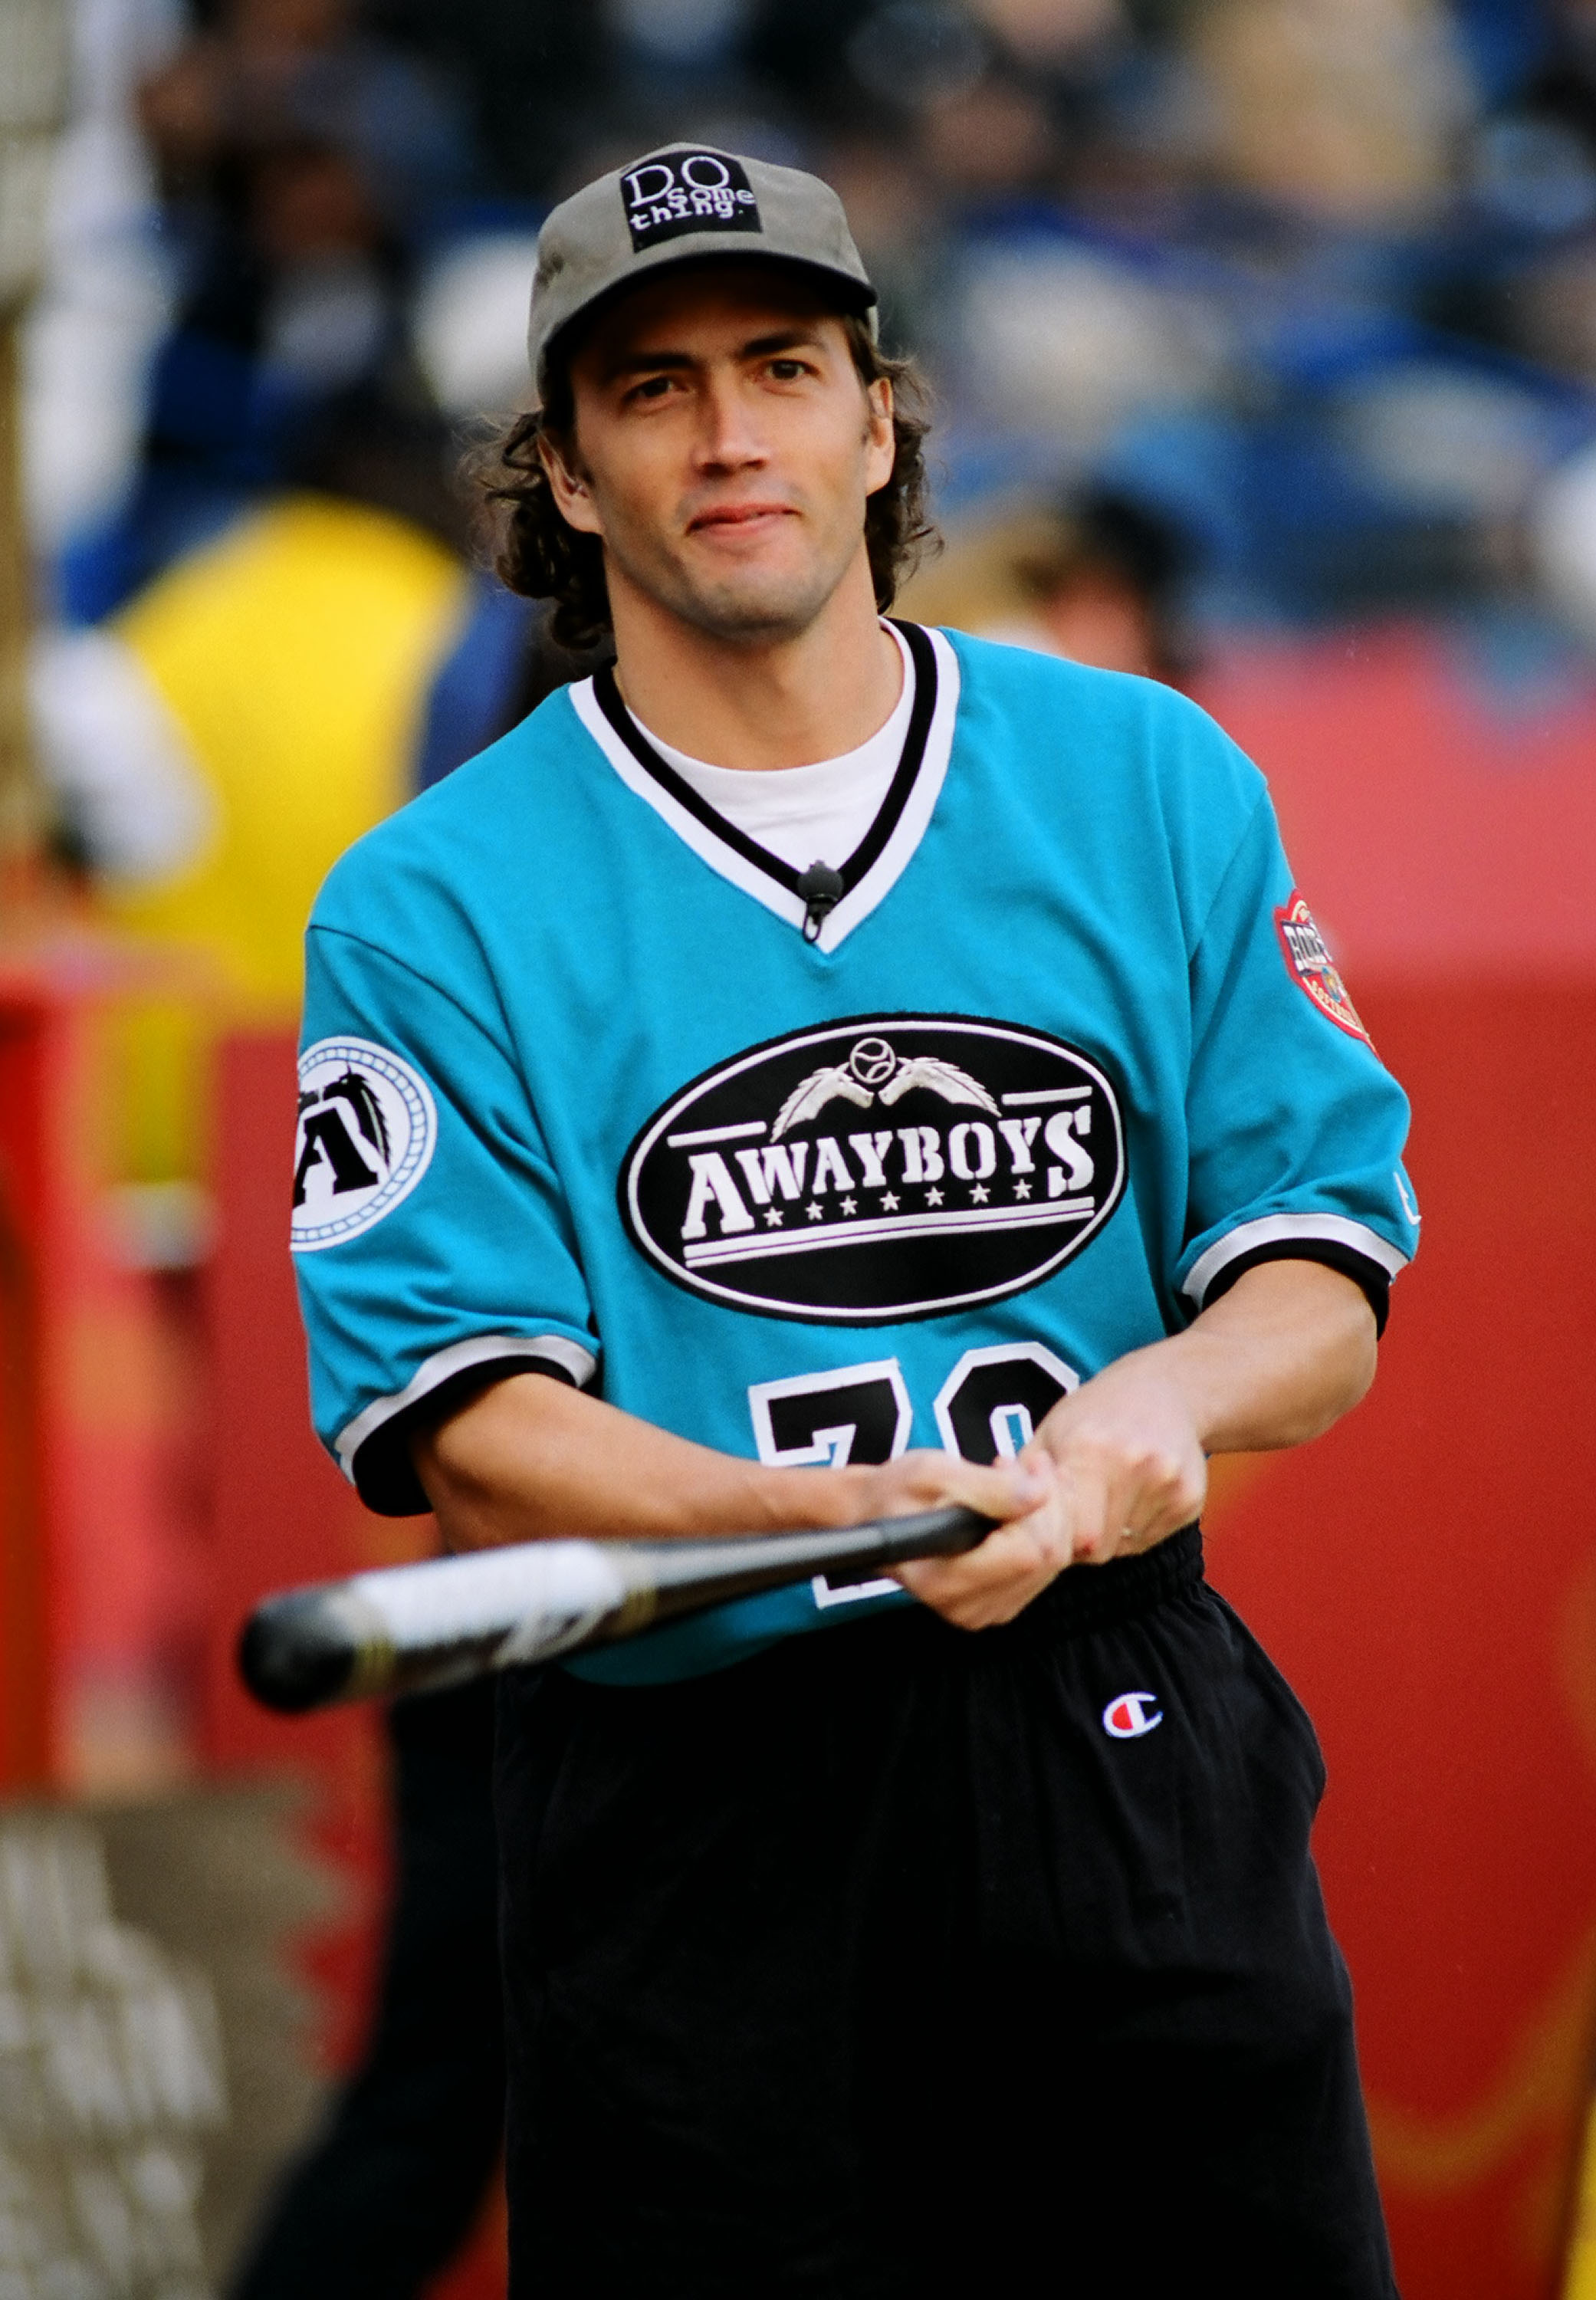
[626,374,678,405]
[767,358,809,381]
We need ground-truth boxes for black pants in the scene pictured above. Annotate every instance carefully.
[231,1681,504,2300]
[497,1528,1397,2299]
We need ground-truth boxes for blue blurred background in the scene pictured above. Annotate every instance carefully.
[25,0,1596,645]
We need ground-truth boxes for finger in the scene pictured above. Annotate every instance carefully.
[897,1512,1066,1593]
[894,1554,1059,1629]
[895,1506,1070,1625]
[886,1445,1056,1527]
[1105,1438,1207,1549]
[1053,1452,1125,1565]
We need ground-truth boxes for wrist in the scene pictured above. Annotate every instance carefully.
[1151,1319,1281,1455]
[749,1461,879,1534]
[1131,1332,1220,1445]
[1050,1337,1212,1451]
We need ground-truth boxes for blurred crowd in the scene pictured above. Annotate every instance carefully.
[25,0,1596,639]
[21,0,1596,1173]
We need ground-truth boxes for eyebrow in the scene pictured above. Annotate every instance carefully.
[600,327,827,382]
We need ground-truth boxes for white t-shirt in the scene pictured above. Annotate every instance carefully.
[631,622,914,872]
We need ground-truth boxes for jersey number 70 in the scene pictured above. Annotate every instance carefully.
[747,1343,1079,1605]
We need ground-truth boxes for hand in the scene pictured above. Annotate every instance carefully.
[859,1447,1071,1631]
[876,1350,1208,1631]
[1027,1352,1208,1566]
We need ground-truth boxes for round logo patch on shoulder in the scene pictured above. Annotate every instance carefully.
[291,1038,437,1252]
[1274,893,1371,1044]
[619,1013,1125,1324]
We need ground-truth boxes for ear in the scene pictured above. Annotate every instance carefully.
[538,429,603,537]
[863,375,895,499]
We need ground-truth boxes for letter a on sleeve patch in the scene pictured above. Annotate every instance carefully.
[1274,894,1371,1045]
[292,1038,437,1250]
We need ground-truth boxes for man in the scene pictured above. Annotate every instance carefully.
[291,145,1417,2297]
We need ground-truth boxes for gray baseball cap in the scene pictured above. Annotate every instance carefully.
[526,144,877,402]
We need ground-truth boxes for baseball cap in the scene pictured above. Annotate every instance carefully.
[526,145,878,402]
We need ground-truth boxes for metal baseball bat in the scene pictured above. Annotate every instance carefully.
[238,1505,995,1714]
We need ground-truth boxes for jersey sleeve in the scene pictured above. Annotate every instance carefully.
[1176,784,1419,1329]
[293,922,598,1513]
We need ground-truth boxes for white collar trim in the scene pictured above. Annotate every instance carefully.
[569,623,960,954]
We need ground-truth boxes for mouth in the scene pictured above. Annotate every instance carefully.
[685,502,798,537]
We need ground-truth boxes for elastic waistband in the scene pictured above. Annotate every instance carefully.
[547,1524,1209,1710]
[1003,1521,1204,1644]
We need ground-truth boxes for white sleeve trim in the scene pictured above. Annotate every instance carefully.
[333,1332,598,1481]
[1181,1213,1410,1309]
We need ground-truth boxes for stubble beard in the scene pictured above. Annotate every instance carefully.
[605,516,858,649]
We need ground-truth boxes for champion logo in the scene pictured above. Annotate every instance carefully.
[1102,1691,1162,1740]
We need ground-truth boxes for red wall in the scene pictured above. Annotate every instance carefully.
[0,978,60,1789]
[1207,985,1596,2298]
[1198,628,1596,2299]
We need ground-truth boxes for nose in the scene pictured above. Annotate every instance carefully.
[692,366,767,475]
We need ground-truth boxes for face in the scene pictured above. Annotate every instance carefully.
[543,265,895,646]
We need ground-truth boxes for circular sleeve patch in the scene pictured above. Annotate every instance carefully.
[291,1038,438,1251]
[1273,893,1371,1044]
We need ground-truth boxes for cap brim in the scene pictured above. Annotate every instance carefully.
[537,250,878,398]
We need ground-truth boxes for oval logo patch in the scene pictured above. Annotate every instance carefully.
[291,1037,437,1252]
[619,1014,1125,1323]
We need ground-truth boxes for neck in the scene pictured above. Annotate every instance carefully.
[607,550,903,770]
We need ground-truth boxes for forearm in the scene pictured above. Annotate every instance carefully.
[409,1260,1376,1607]
[411,1372,877,1552]
[970,1257,1381,1573]
[1138,1257,1378,1454]
[412,1367,1048,1592]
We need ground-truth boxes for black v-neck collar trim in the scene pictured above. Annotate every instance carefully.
[590,619,938,907]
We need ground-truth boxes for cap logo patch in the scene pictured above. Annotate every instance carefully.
[1102,1692,1162,1740]
[291,1037,436,1251]
[1275,892,1371,1044]
[621,150,761,251]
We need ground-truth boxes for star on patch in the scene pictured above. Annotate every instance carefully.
[764,1208,784,1227]
[879,1191,901,1211]
[806,1201,824,1221]
[840,1196,857,1215]
[970,1184,990,1204]
[1013,1179,1032,1199]
[925,1186,944,1206]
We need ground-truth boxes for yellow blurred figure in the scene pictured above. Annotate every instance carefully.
[114,497,465,1010]
[36,496,468,1181]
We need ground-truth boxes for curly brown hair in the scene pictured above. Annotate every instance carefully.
[471,313,938,652]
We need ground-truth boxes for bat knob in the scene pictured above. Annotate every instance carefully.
[238,1589,375,1713]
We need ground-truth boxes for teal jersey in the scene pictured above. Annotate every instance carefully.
[291,624,1417,1683]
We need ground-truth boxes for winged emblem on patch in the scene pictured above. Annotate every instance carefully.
[318,1067,392,1162]
[772,1034,1000,1139]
